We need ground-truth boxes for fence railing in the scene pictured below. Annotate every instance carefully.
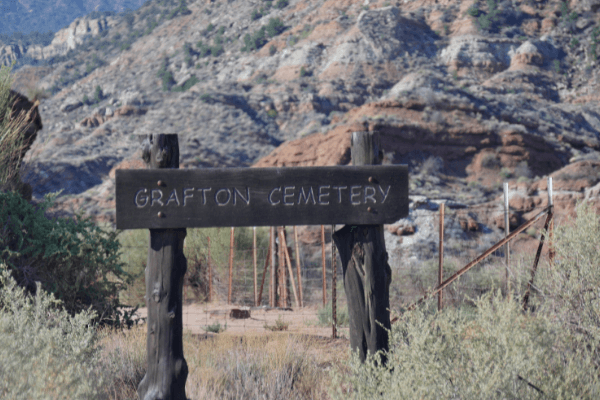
[124,178,556,338]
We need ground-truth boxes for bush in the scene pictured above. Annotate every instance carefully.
[536,202,600,363]
[317,301,349,327]
[0,265,103,399]
[266,17,285,37]
[276,0,289,9]
[94,85,103,102]
[331,202,600,399]
[331,289,600,399]
[0,191,132,325]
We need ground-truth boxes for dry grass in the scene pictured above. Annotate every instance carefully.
[97,326,346,399]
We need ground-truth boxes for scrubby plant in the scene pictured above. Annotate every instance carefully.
[0,265,103,399]
[157,56,176,91]
[94,85,103,103]
[331,289,600,399]
[331,202,600,399]
[203,322,226,333]
[269,44,277,55]
[0,62,32,189]
[317,301,349,327]
[276,0,289,9]
[0,191,132,325]
[264,315,289,331]
[266,17,286,37]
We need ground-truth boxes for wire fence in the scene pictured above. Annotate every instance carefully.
[125,179,556,338]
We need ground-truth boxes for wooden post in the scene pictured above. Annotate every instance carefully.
[253,227,258,306]
[321,225,327,306]
[438,203,444,311]
[137,134,188,400]
[207,236,212,302]
[332,131,392,363]
[228,227,234,304]
[504,182,510,290]
[294,226,303,307]
[281,228,300,308]
[270,227,276,307]
[332,224,337,339]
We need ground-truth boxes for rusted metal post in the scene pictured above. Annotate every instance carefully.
[332,224,337,339]
[548,177,555,262]
[438,203,444,311]
[281,228,300,308]
[278,226,287,307]
[294,226,303,307]
[207,236,212,302]
[523,177,554,310]
[400,206,551,315]
[504,182,510,291]
[257,236,271,305]
[253,227,258,306]
[270,227,276,307]
[321,225,327,306]
[228,227,234,304]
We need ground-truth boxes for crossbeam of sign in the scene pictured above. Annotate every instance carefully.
[115,165,408,230]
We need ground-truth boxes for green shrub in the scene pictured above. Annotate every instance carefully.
[317,301,349,327]
[0,265,103,399]
[535,202,600,363]
[269,44,277,55]
[571,37,580,49]
[266,17,285,37]
[267,109,278,118]
[276,0,289,9]
[0,191,132,325]
[331,202,600,399]
[203,322,226,333]
[251,9,263,20]
[94,84,103,102]
[331,289,600,399]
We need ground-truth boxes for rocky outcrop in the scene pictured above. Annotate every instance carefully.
[0,15,115,66]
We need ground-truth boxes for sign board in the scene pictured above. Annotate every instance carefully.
[116,165,408,230]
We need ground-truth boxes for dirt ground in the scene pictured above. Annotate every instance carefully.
[135,302,350,339]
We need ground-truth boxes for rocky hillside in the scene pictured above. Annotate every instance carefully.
[0,0,148,35]
[7,0,600,264]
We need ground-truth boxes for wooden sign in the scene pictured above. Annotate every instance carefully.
[116,165,408,230]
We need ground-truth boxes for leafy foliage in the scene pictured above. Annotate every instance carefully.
[0,265,103,399]
[331,202,600,399]
[242,18,286,52]
[0,191,132,325]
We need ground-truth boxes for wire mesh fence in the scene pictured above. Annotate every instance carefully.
[122,180,555,338]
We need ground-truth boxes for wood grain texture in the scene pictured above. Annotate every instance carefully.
[116,165,408,229]
[137,134,188,400]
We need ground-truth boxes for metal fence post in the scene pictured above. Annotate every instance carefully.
[504,182,510,291]
[438,203,444,311]
[321,225,327,306]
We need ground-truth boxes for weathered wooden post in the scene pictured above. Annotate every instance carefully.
[438,203,444,311]
[137,134,188,400]
[332,131,392,363]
